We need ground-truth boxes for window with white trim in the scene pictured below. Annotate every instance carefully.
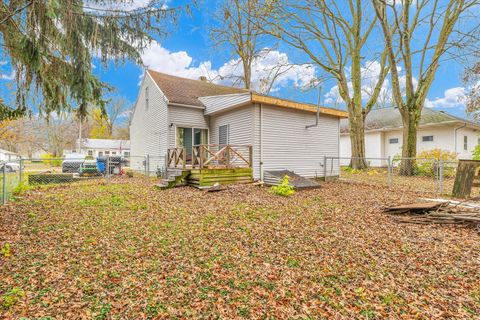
[219,124,229,145]
[422,135,434,142]
[389,138,399,144]
[464,135,468,151]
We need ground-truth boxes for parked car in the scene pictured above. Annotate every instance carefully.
[78,159,100,176]
[0,162,23,172]
[62,153,86,173]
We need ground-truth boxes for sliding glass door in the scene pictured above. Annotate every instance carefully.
[176,127,208,160]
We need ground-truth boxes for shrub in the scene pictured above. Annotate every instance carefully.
[270,175,295,197]
[0,287,24,309]
[40,153,63,167]
[416,148,457,177]
[473,145,480,160]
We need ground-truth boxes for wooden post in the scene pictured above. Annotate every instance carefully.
[248,146,253,168]
[182,148,186,169]
[226,146,231,168]
[452,160,480,198]
[199,146,204,169]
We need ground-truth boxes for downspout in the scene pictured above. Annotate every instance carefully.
[454,122,467,154]
[259,103,264,181]
[306,86,322,129]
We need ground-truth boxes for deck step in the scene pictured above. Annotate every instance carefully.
[156,170,191,190]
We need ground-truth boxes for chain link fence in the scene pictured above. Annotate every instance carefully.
[0,154,166,205]
[325,156,463,195]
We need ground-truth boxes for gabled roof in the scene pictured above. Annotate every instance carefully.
[0,148,18,155]
[78,139,130,150]
[147,70,247,107]
[340,107,480,133]
[147,70,348,118]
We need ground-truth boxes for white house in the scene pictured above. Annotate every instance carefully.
[129,70,348,180]
[65,139,130,157]
[0,148,20,162]
[340,107,480,166]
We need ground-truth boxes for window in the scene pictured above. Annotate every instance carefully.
[105,151,110,155]
[87,150,93,156]
[464,135,468,151]
[389,138,399,144]
[98,151,103,157]
[112,151,117,155]
[124,151,130,157]
[145,86,149,109]
[422,135,434,142]
[219,124,229,145]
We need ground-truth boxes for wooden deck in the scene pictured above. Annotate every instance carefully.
[165,144,253,188]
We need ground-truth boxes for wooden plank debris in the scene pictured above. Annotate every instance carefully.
[384,201,480,229]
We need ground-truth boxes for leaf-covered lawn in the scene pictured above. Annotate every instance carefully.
[0,178,479,319]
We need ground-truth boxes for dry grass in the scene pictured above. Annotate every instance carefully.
[0,178,479,319]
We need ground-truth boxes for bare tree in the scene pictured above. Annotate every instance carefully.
[105,96,131,137]
[372,0,479,174]
[465,54,480,119]
[260,0,391,169]
[211,0,262,90]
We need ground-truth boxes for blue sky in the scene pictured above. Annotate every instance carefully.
[0,0,473,119]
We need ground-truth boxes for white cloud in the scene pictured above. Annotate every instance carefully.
[324,60,422,107]
[324,60,392,105]
[425,87,467,109]
[141,41,317,93]
[84,0,168,11]
[0,61,15,80]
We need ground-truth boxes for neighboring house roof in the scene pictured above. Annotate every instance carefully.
[0,148,18,155]
[78,139,130,150]
[147,70,247,107]
[340,107,480,134]
[147,70,348,118]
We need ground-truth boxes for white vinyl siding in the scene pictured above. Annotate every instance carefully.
[129,73,169,172]
[168,106,209,148]
[200,93,251,115]
[254,104,340,179]
[210,106,255,168]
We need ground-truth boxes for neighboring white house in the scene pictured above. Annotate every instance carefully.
[0,148,20,162]
[129,70,348,180]
[65,139,130,157]
[340,107,480,166]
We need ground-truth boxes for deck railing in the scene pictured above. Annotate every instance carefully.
[192,144,252,169]
[167,144,253,169]
[192,144,253,169]
[167,147,187,169]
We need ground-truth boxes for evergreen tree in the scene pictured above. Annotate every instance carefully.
[0,0,177,120]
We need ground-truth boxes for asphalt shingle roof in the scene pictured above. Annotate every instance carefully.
[147,70,248,107]
[340,107,480,133]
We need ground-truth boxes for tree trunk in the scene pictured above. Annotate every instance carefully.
[400,110,420,176]
[348,104,368,169]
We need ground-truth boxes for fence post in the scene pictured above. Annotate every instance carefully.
[439,158,443,194]
[323,155,327,181]
[19,157,23,183]
[106,156,110,183]
[434,158,438,193]
[144,155,148,178]
[387,156,392,188]
[146,154,150,180]
[2,163,6,205]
